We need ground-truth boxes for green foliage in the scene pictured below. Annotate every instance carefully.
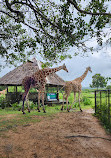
[59,89,94,109]
[0,95,5,108]
[8,86,24,92]
[1,0,111,69]
[0,86,6,91]
[0,95,11,109]
[11,102,21,110]
[7,86,38,93]
[95,90,111,132]
[90,74,107,89]
[0,15,38,70]
[106,85,111,90]
[13,101,37,111]
[95,104,111,132]
[82,96,92,105]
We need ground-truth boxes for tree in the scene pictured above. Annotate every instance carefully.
[90,74,107,90]
[1,0,111,69]
[106,85,111,90]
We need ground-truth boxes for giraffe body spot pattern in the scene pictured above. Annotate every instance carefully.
[61,67,92,112]
[22,64,68,114]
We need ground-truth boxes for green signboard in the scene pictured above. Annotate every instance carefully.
[47,93,57,101]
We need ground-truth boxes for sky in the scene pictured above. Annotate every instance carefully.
[1,46,111,88]
[56,52,111,87]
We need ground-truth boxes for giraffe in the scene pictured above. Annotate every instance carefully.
[22,64,68,114]
[61,67,92,112]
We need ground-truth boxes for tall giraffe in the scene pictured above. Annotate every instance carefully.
[22,64,68,114]
[61,67,92,112]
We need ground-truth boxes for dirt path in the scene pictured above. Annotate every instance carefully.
[0,110,111,158]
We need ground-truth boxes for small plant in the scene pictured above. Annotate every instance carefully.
[11,102,21,110]
[17,100,36,111]
[73,102,79,108]
[0,86,6,91]
[0,94,5,103]
[82,96,92,105]
[95,95,111,132]
[28,101,36,110]
[0,95,11,109]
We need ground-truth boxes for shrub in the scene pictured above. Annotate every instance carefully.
[0,95,12,109]
[13,100,37,111]
[95,102,111,132]
[82,96,92,105]
[0,95,6,108]
[0,86,6,91]
[11,102,21,110]
[106,85,111,90]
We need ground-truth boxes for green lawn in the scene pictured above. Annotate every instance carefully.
[0,89,95,132]
[0,105,62,132]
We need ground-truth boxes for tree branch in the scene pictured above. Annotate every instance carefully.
[5,0,24,22]
[67,0,111,16]
[0,10,15,19]
[0,10,39,33]
[33,10,56,39]
[4,0,76,43]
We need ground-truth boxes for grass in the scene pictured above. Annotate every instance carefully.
[0,105,92,132]
[59,89,95,108]
[0,89,95,132]
[0,105,62,132]
[1,89,111,133]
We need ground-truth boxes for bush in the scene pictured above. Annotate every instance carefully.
[0,95,5,108]
[95,102,111,132]
[82,96,92,105]
[0,94,12,109]
[12,100,37,111]
[106,85,111,90]
[0,86,6,91]
[11,102,21,110]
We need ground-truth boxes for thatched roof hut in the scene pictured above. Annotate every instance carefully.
[0,58,65,87]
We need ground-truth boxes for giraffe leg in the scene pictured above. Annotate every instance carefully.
[69,92,76,110]
[22,91,29,114]
[37,91,41,112]
[26,92,30,113]
[66,96,70,112]
[78,92,82,112]
[22,100,25,114]
[61,93,65,111]
[41,92,46,113]
[74,92,76,103]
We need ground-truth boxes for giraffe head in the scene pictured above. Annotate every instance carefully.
[87,66,92,73]
[62,64,68,72]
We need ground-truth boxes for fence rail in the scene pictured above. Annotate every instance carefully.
[95,90,111,130]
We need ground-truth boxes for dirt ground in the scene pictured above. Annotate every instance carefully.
[0,109,111,158]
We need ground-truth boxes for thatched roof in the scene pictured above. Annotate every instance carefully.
[0,58,65,87]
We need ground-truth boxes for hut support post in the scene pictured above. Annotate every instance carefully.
[6,87,8,101]
[16,86,18,102]
[57,86,59,101]
[7,87,8,93]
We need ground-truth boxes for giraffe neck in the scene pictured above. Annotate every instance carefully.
[43,65,64,76]
[73,69,89,83]
[79,69,89,82]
